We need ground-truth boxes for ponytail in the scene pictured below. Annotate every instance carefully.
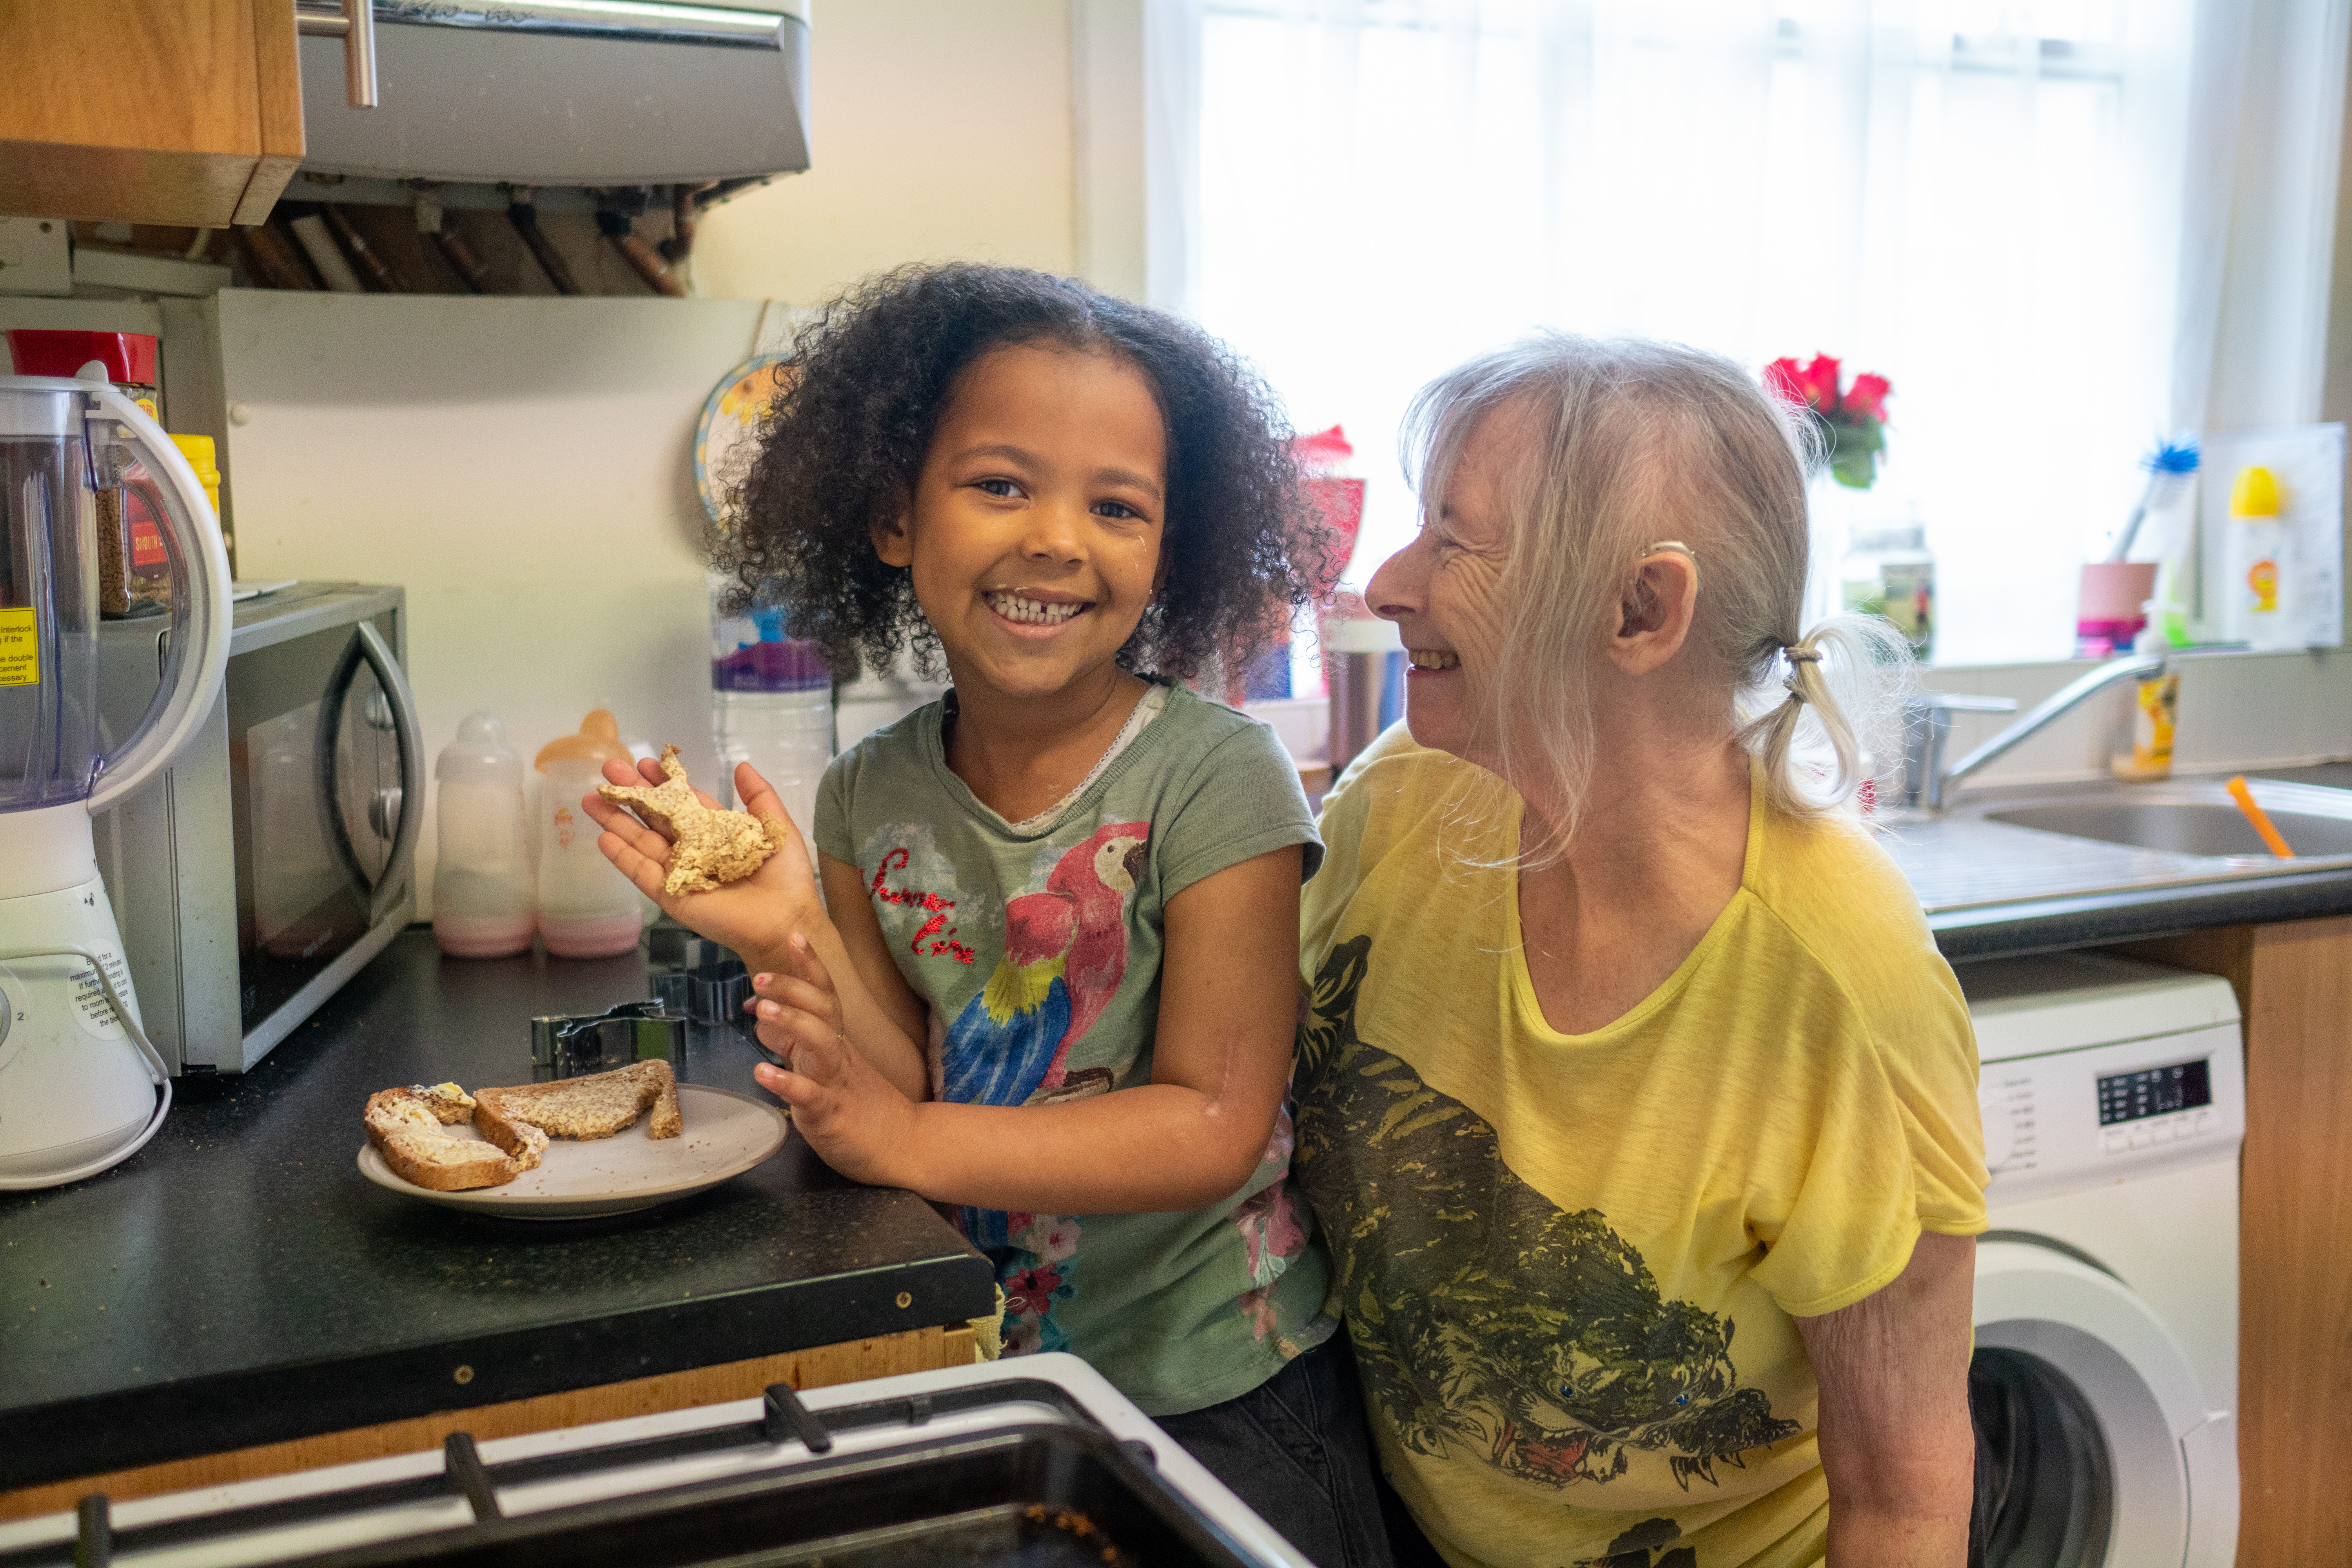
[1737,612,1915,818]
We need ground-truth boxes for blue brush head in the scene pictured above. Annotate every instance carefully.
[2143,437,2200,475]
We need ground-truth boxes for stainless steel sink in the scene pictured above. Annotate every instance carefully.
[1881,777,2352,916]
[1986,789,2352,859]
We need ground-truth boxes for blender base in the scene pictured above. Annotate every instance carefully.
[0,867,173,1191]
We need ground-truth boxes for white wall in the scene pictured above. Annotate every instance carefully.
[217,290,767,919]
[695,0,1080,304]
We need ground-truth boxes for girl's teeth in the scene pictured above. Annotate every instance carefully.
[1410,650,1459,670]
[988,592,1084,625]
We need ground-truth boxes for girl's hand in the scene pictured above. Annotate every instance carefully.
[582,758,823,969]
[751,935,920,1188]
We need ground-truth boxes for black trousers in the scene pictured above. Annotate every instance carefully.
[1156,1330,1398,1568]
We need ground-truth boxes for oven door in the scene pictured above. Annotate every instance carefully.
[227,616,421,1035]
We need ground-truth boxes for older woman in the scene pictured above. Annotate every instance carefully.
[1296,337,1988,1568]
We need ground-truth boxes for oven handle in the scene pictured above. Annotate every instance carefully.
[350,621,426,928]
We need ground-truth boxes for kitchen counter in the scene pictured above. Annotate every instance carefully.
[1890,764,2352,958]
[0,932,996,1495]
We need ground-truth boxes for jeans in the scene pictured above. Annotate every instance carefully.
[1156,1329,1397,1568]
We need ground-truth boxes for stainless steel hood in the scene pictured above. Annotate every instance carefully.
[294,0,812,188]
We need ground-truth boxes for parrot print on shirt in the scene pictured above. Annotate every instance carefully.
[937,820,1149,1250]
[942,820,1150,1105]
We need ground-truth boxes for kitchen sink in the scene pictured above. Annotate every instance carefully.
[1982,780,2352,862]
[1882,775,2352,918]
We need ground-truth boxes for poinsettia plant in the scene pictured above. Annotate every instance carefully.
[1765,354,1892,490]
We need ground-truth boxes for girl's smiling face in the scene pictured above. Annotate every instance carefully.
[874,343,1169,703]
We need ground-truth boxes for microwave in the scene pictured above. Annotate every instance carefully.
[94,583,421,1074]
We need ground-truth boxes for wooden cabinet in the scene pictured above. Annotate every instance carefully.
[0,1324,977,1521]
[0,0,302,227]
[2118,918,2352,1566]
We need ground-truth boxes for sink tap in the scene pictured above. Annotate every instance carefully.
[1902,691,2018,809]
[1921,652,2165,812]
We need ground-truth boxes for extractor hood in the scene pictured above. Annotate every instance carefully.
[294,0,811,188]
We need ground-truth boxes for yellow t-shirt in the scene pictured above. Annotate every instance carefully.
[1295,730,1989,1568]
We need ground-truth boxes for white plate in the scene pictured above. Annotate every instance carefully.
[357,1084,791,1220]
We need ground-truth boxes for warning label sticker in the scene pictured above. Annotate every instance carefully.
[0,607,36,688]
[71,949,132,1040]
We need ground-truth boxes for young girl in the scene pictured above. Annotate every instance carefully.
[585,264,1389,1567]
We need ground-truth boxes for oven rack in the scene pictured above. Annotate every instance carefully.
[2,1376,1130,1568]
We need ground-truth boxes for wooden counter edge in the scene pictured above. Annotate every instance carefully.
[0,1323,976,1523]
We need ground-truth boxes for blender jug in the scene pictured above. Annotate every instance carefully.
[0,375,231,1190]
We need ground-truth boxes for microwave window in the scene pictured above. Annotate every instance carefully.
[247,701,352,958]
[229,620,399,1030]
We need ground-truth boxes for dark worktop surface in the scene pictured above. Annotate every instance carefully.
[0,932,994,1492]
[1929,762,2352,958]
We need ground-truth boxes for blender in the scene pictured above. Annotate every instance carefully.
[0,374,231,1189]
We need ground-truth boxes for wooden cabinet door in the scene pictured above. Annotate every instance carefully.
[0,0,303,227]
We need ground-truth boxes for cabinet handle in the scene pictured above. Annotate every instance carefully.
[297,0,381,110]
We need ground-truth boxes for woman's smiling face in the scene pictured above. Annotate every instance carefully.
[875,343,1169,702]
[1367,399,1534,767]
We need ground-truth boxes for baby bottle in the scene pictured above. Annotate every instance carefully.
[431,711,535,958]
[534,709,645,959]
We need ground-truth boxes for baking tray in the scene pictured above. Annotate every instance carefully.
[275,1423,1261,1568]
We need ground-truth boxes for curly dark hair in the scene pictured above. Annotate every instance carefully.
[714,262,1335,682]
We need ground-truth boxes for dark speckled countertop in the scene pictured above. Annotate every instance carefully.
[0,932,995,1493]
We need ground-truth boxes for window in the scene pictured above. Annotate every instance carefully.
[1154,0,2347,665]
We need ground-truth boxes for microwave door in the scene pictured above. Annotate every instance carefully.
[318,622,422,932]
[228,621,417,1032]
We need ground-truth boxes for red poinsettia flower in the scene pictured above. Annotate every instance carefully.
[1843,372,1892,422]
[1763,357,1807,406]
[1797,354,1842,411]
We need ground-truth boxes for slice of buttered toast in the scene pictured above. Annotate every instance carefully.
[364,1085,548,1191]
[474,1060,683,1148]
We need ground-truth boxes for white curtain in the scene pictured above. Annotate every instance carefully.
[1149,0,2345,665]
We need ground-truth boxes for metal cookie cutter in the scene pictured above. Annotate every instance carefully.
[644,927,752,1026]
[528,1000,685,1082]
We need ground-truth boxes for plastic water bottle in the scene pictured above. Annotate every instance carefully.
[712,597,832,860]
[431,711,535,958]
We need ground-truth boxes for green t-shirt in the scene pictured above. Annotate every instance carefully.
[815,679,1334,1415]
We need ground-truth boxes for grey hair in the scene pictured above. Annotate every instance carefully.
[1401,332,1912,846]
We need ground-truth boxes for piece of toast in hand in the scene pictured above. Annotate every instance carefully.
[596,745,791,895]
[364,1085,546,1191]
[474,1060,683,1148]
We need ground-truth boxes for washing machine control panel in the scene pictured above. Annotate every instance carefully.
[1978,1022,2243,1205]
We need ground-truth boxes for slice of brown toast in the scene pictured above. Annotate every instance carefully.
[363,1086,546,1191]
[473,1060,683,1148]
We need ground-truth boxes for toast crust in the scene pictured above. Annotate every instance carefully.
[363,1063,680,1195]
[363,1086,545,1191]
[474,1060,684,1147]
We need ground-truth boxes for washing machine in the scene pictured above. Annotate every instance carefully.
[1958,951,2241,1568]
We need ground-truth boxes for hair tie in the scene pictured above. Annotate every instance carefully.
[1784,644,1823,664]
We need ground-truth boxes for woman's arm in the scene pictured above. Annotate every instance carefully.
[751,844,1303,1213]
[1795,1230,1977,1567]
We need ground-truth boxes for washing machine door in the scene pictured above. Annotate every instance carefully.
[1974,1238,2236,1568]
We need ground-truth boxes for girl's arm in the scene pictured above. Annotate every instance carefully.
[751,844,1303,1213]
[809,850,932,1098]
[583,758,929,1098]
